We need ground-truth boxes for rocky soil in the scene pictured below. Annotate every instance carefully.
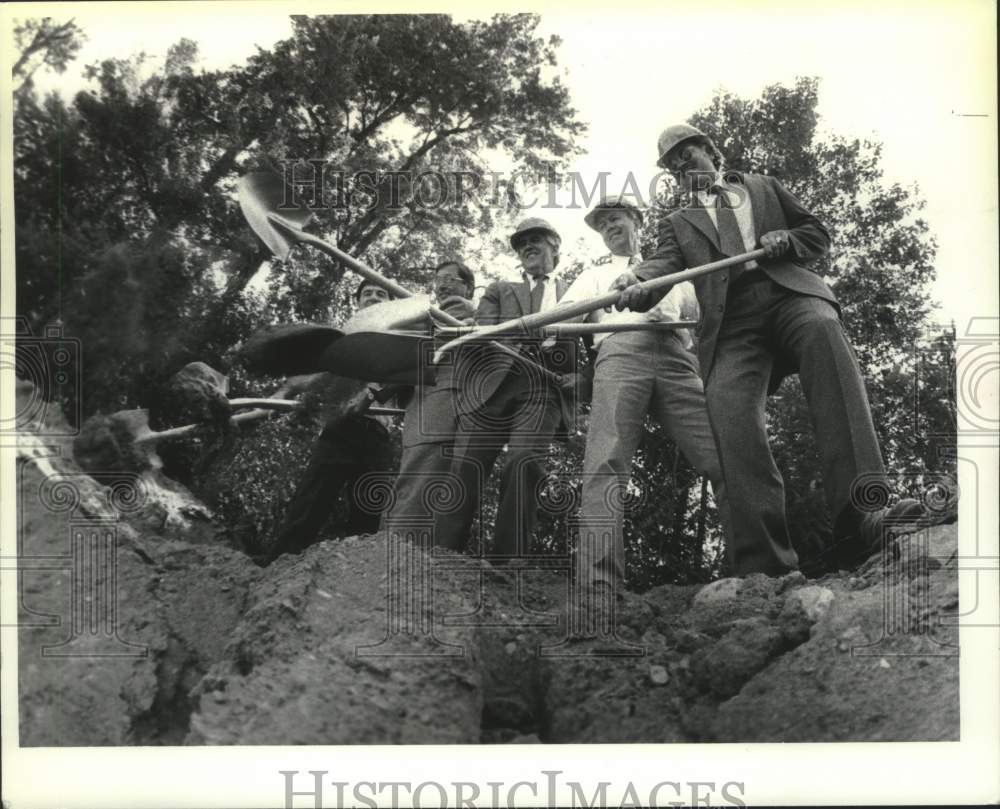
[15,386,959,746]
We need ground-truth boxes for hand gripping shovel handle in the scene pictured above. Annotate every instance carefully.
[433,249,768,363]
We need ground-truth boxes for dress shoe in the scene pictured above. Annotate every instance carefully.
[807,498,926,577]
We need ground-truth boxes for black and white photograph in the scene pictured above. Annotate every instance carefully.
[1,1,997,807]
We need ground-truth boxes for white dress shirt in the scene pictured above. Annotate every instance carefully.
[694,173,759,269]
[559,254,699,348]
[523,272,559,313]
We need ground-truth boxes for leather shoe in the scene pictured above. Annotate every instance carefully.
[809,498,926,576]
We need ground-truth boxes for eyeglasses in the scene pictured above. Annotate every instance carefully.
[659,144,699,172]
[514,234,547,253]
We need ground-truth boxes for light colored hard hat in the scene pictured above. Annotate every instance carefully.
[656,123,712,168]
[509,217,561,251]
[584,194,645,231]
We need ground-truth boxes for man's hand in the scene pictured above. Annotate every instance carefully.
[438,295,475,324]
[760,229,792,258]
[556,372,579,392]
[611,271,665,312]
[343,386,375,416]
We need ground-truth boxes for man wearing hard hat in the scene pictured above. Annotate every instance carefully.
[614,124,924,577]
[433,218,577,561]
[564,194,733,592]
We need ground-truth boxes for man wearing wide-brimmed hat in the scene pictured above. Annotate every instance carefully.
[433,218,578,561]
[614,124,927,577]
[565,193,731,594]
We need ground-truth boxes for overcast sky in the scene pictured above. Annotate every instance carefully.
[22,0,999,332]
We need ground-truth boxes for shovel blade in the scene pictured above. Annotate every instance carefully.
[341,297,434,335]
[319,332,436,386]
[238,171,316,260]
[239,323,345,376]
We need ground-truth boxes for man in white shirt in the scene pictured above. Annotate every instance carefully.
[564,195,731,593]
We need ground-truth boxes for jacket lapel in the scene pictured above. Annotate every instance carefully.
[744,174,768,245]
[513,277,531,316]
[678,206,721,252]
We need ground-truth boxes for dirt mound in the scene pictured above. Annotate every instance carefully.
[14,394,959,744]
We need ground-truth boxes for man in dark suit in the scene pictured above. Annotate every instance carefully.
[267,279,398,563]
[434,218,577,560]
[383,260,477,532]
[616,124,923,576]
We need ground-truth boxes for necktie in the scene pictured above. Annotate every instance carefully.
[530,276,547,314]
[627,254,640,268]
[711,183,747,282]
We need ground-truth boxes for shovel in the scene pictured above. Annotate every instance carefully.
[239,170,561,385]
[433,249,768,363]
[542,321,699,336]
[435,320,700,338]
[239,171,461,328]
[334,297,566,385]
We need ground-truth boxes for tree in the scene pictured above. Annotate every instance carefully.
[14,14,585,420]
[245,14,585,317]
[11,17,84,99]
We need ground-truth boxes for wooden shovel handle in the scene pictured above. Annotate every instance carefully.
[433,249,767,362]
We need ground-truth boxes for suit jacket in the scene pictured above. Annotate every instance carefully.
[634,172,833,388]
[455,276,578,433]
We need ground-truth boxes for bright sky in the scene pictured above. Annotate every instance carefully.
[2,5,998,805]
[21,0,999,332]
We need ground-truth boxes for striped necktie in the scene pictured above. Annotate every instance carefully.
[711,183,749,283]
[711,183,746,257]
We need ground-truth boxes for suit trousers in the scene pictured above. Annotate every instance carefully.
[433,367,562,556]
[577,330,731,586]
[383,385,459,534]
[705,275,886,575]
[271,415,395,560]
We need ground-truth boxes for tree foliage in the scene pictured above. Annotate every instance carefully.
[15,14,584,418]
[14,18,953,582]
[12,17,84,98]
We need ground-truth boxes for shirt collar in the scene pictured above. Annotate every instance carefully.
[609,252,643,266]
[694,171,725,207]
